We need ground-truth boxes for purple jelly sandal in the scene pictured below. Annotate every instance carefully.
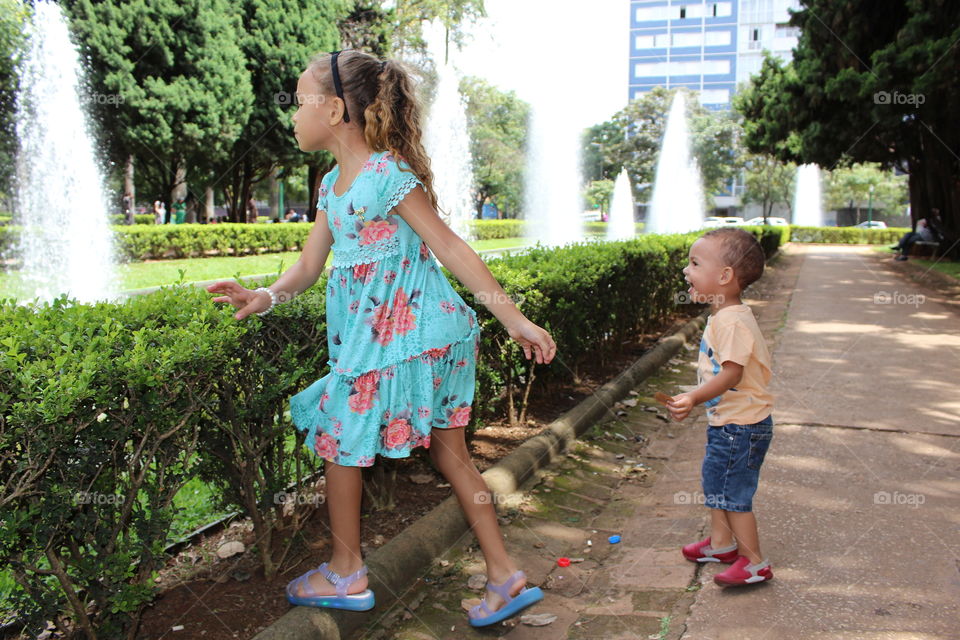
[468,570,544,627]
[285,562,375,611]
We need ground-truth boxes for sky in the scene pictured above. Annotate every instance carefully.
[453,0,631,129]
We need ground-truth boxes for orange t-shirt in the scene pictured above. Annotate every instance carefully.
[697,304,774,426]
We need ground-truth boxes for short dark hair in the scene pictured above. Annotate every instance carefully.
[702,228,765,289]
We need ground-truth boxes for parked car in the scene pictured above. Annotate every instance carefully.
[702,216,744,228]
[854,220,887,228]
[742,216,789,226]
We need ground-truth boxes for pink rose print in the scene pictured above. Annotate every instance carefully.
[348,371,380,414]
[368,301,395,346]
[447,405,472,428]
[401,257,412,271]
[419,241,430,260]
[383,417,412,449]
[455,359,467,369]
[349,300,360,313]
[314,432,339,459]
[433,376,443,390]
[418,406,431,418]
[422,345,450,362]
[333,216,342,230]
[375,158,389,174]
[391,288,417,336]
[353,262,378,283]
[439,301,456,313]
[383,270,396,284]
[318,392,329,412]
[339,274,347,288]
[318,184,328,197]
[354,370,380,394]
[362,159,375,172]
[358,219,397,245]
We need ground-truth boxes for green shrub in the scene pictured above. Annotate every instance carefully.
[109,214,159,225]
[468,219,525,240]
[789,226,908,244]
[0,226,784,635]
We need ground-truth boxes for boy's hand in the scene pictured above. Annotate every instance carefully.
[207,281,270,320]
[506,319,557,364]
[666,392,695,421]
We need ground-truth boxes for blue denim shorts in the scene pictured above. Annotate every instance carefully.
[701,415,773,513]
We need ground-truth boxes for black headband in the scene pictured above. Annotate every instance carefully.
[330,50,350,123]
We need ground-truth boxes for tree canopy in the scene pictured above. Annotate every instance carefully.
[582,87,742,206]
[735,0,960,254]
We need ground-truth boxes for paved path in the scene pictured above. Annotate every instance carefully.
[366,244,960,640]
[685,245,960,639]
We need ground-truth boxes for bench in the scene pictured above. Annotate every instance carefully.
[908,241,940,258]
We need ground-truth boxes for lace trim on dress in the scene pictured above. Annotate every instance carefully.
[385,175,423,212]
[330,234,403,268]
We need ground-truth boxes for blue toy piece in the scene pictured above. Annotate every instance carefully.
[608,534,621,544]
[285,563,375,611]
[468,570,544,627]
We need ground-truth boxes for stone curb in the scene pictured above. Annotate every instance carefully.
[252,313,707,640]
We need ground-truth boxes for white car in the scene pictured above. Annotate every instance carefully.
[854,220,887,228]
[742,216,789,226]
[702,216,744,228]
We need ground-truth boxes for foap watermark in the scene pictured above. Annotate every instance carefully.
[674,291,724,306]
[88,92,124,108]
[273,92,326,107]
[673,490,723,506]
[873,491,925,507]
[472,490,513,506]
[74,491,125,505]
[873,91,925,106]
[473,291,525,307]
[273,490,326,506]
[873,290,925,307]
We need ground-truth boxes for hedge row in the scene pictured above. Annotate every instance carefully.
[0,227,783,635]
[789,226,908,244]
[0,219,648,263]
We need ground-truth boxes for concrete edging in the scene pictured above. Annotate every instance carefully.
[252,313,707,640]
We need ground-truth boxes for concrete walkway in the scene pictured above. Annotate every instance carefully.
[367,244,960,640]
[685,245,960,639]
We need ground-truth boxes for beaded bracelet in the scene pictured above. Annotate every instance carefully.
[254,287,277,316]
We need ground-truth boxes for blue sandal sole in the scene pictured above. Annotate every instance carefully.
[286,589,375,611]
[468,586,544,627]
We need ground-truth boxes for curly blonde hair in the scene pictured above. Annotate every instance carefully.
[308,50,439,211]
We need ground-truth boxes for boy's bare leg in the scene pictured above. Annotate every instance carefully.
[727,511,763,564]
[709,508,735,548]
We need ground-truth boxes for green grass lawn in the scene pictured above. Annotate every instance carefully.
[0,237,533,298]
[872,245,959,280]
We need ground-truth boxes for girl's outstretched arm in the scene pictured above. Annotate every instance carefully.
[394,188,556,364]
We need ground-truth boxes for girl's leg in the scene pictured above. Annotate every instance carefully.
[296,460,368,596]
[429,427,524,610]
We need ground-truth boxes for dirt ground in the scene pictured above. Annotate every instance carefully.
[133,314,697,640]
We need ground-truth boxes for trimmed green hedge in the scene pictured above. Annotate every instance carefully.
[789,226,908,244]
[109,214,159,225]
[0,227,784,635]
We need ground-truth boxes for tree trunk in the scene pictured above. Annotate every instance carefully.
[269,169,280,220]
[205,187,215,223]
[124,155,135,224]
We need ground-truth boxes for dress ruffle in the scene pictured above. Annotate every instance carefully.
[290,325,480,467]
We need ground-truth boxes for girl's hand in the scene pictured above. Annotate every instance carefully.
[506,319,556,364]
[667,392,695,422]
[207,281,270,320]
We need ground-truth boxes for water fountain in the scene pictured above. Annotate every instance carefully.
[606,169,635,241]
[422,22,476,240]
[793,164,823,226]
[646,92,705,234]
[523,102,585,248]
[10,1,117,304]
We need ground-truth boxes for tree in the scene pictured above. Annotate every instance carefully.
[582,87,742,205]
[392,0,485,55]
[65,0,254,210]
[741,154,795,221]
[735,1,960,256]
[0,0,29,206]
[220,0,350,222]
[584,179,614,215]
[824,163,908,221]
[460,76,529,218]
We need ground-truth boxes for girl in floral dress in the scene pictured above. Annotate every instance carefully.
[207,49,556,627]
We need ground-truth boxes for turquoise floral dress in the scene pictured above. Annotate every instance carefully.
[289,150,480,467]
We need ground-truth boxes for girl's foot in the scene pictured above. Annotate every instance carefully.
[292,560,368,598]
[468,569,544,627]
